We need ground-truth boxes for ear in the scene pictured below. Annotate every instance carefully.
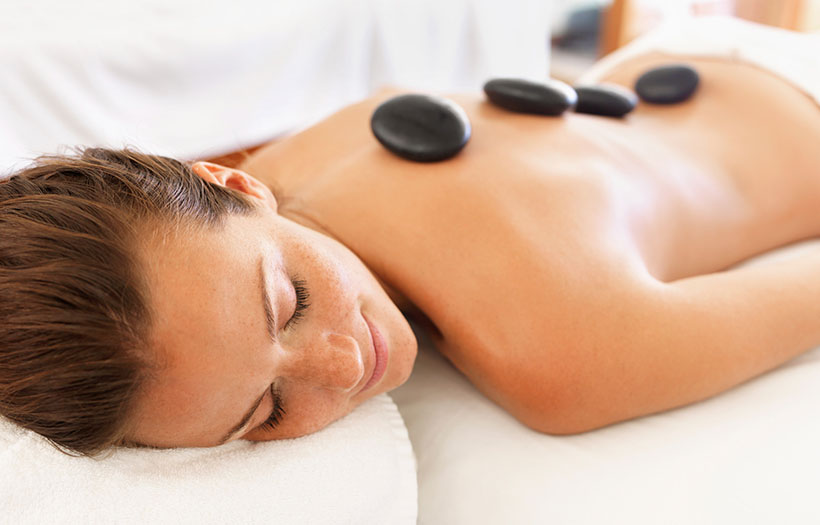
[190,161,278,211]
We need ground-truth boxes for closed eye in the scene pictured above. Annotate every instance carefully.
[256,384,286,432]
[283,277,310,331]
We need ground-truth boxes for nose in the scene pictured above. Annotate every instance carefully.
[280,332,365,391]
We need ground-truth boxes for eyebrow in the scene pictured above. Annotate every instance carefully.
[216,256,278,445]
[258,255,278,344]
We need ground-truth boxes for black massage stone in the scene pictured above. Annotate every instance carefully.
[370,94,471,162]
[573,83,638,118]
[483,78,577,116]
[634,64,700,104]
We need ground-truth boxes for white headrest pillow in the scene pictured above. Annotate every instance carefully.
[0,394,417,524]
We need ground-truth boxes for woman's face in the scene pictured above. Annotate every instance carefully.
[128,162,417,448]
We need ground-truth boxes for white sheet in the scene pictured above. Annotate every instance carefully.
[392,240,820,524]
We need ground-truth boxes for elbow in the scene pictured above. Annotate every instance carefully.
[498,365,613,436]
[509,399,604,437]
[514,408,603,436]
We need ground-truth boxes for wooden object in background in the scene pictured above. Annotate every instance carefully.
[599,0,631,56]
[735,0,820,31]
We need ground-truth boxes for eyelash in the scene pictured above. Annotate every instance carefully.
[283,278,310,331]
[258,384,286,432]
[256,278,309,433]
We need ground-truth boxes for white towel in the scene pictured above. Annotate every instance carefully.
[0,394,417,525]
[578,16,820,108]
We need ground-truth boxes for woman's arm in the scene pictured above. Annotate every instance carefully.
[505,247,820,435]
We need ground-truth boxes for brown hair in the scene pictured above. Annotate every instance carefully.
[0,146,256,457]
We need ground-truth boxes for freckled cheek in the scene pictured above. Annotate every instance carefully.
[247,390,353,441]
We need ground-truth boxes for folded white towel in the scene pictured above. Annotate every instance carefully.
[0,394,417,524]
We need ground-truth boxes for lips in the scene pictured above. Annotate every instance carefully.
[360,314,388,393]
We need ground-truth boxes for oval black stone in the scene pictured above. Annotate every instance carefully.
[370,94,471,162]
[634,64,699,104]
[483,78,577,116]
[573,83,637,118]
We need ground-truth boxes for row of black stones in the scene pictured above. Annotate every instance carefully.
[485,64,699,118]
[370,64,699,162]
[485,78,637,118]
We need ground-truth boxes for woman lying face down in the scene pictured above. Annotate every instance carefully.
[4,42,820,455]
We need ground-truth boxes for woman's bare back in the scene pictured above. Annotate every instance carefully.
[239,53,820,433]
[241,53,820,311]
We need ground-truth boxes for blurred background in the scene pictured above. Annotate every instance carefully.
[1,0,818,173]
[550,0,820,81]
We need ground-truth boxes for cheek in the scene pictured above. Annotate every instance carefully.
[385,317,418,388]
[246,389,355,441]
